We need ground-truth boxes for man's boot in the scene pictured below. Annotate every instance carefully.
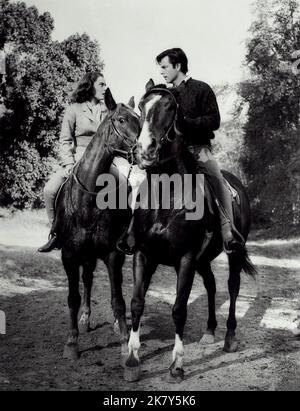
[209,177,245,253]
[219,209,245,254]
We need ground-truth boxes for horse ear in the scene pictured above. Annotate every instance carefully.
[145,79,155,92]
[104,88,117,111]
[128,96,135,109]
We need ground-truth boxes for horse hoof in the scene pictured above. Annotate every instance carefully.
[63,344,80,361]
[123,355,141,382]
[167,367,184,384]
[199,333,215,345]
[223,338,238,353]
[123,364,141,382]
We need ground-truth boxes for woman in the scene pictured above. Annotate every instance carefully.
[38,71,107,252]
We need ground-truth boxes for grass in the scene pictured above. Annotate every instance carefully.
[0,207,49,248]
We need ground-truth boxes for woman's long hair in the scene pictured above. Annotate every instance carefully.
[71,71,103,103]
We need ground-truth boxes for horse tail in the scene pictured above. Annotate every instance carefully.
[234,247,257,278]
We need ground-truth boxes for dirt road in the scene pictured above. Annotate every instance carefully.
[1,237,300,391]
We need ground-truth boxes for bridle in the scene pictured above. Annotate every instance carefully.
[71,106,138,196]
[139,87,183,164]
[109,114,136,151]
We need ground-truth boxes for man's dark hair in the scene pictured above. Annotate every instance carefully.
[71,70,103,103]
[156,48,188,74]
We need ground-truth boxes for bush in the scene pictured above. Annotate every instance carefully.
[0,141,56,209]
[0,1,104,209]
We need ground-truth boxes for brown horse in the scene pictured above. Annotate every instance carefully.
[124,80,256,382]
[54,89,140,363]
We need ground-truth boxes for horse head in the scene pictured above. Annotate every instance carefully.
[136,79,182,169]
[104,88,140,157]
[73,88,141,192]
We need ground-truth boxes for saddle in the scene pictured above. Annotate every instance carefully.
[54,176,70,212]
[204,177,240,217]
[224,178,240,204]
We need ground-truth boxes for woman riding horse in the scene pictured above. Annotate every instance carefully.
[52,88,140,362]
[39,71,108,252]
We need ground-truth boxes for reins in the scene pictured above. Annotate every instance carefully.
[71,111,137,196]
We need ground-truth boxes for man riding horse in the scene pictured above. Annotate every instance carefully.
[118,47,245,255]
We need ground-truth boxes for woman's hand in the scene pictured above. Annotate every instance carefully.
[63,164,74,177]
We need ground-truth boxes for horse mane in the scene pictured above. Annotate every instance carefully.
[151,84,168,89]
[75,113,112,171]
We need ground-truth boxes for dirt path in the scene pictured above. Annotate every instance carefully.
[1,239,300,391]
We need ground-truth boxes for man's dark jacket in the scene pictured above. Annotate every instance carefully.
[175,78,221,147]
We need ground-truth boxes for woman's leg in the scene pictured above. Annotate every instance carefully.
[44,168,67,225]
[38,168,67,252]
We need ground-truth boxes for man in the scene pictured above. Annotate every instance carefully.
[118,48,245,254]
[118,48,244,254]
[156,47,244,253]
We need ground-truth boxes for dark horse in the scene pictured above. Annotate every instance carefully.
[54,89,140,362]
[124,80,256,382]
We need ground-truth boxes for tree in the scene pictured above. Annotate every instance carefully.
[61,33,102,73]
[212,83,247,183]
[0,0,54,51]
[239,0,300,232]
[0,1,104,208]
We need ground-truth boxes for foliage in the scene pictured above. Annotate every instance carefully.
[0,140,55,208]
[0,0,104,208]
[0,0,54,51]
[212,84,247,183]
[238,0,300,228]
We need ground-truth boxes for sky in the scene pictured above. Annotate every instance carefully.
[22,0,255,103]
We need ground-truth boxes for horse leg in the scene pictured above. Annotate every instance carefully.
[78,260,96,333]
[169,253,196,382]
[198,262,217,345]
[62,250,81,361]
[104,251,128,364]
[124,251,157,382]
[223,253,242,353]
